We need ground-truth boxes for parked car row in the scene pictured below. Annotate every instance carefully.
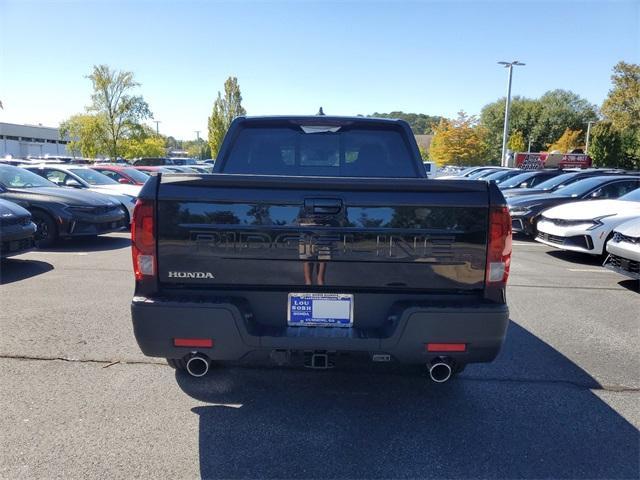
[0,157,217,252]
[91,165,151,185]
[4,157,638,284]
[438,166,640,282]
[24,164,140,223]
[535,188,640,280]
[129,157,213,173]
[2,156,214,173]
[0,164,133,249]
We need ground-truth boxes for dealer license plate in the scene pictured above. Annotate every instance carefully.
[287,293,354,327]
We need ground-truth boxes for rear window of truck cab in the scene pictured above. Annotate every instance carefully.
[220,125,418,177]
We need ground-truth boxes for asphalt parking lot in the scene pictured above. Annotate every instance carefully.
[1,232,638,479]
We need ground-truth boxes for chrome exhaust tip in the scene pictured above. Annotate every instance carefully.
[186,354,210,377]
[428,358,453,383]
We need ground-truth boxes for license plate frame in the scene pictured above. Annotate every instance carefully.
[287,293,354,327]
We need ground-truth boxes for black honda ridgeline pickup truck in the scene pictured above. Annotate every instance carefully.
[130,116,512,382]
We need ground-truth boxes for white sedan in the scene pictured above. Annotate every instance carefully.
[25,164,140,222]
[604,217,640,280]
[535,187,640,255]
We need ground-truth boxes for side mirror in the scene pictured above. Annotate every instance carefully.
[118,177,131,184]
[519,182,529,188]
[590,190,602,199]
[66,179,82,188]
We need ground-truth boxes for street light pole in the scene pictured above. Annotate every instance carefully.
[498,61,525,167]
[585,121,595,155]
[194,130,202,159]
[153,120,161,135]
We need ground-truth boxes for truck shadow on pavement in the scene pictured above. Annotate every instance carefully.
[0,259,53,285]
[544,249,604,266]
[177,322,639,479]
[38,234,130,253]
[618,279,639,293]
[512,232,536,242]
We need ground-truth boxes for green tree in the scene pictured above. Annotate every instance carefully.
[120,136,166,158]
[480,90,597,158]
[429,112,490,166]
[59,114,108,158]
[201,143,212,159]
[165,136,182,151]
[120,125,166,158]
[600,61,640,165]
[60,65,154,159]
[480,96,541,157]
[601,62,640,131]
[589,122,624,168]
[208,76,246,157]
[368,112,442,134]
[87,65,152,158]
[533,90,597,148]
[507,130,526,152]
[548,128,583,152]
[184,138,211,159]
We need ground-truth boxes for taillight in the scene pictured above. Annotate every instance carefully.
[486,206,512,284]
[131,199,156,281]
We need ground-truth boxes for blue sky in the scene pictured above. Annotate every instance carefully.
[1,0,638,139]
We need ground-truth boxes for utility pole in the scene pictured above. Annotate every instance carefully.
[153,120,161,135]
[194,131,202,159]
[498,61,525,167]
[585,121,595,155]
[527,137,533,153]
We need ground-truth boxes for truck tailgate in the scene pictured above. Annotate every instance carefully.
[155,174,489,292]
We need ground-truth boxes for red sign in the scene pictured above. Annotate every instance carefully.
[558,154,593,168]
[515,153,544,170]
[514,152,592,169]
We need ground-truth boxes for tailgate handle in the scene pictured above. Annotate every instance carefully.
[304,198,343,214]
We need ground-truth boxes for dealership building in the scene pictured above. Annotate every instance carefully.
[0,122,70,158]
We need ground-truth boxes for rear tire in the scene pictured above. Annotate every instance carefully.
[32,211,58,248]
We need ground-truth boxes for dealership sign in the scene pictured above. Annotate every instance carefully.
[514,152,592,170]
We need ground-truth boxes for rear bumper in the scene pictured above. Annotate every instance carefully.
[131,297,509,365]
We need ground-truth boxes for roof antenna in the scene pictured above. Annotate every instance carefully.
[317,107,325,116]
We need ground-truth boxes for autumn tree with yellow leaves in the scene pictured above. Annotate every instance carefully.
[547,128,583,152]
[507,130,526,152]
[428,112,492,166]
